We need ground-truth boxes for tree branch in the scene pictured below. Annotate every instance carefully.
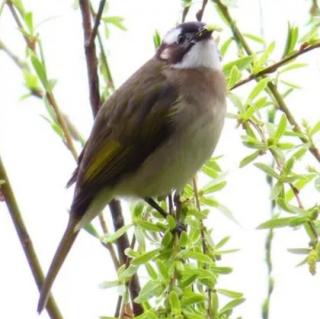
[196,0,208,22]
[79,0,101,116]
[0,156,63,319]
[231,42,320,89]
[78,1,142,315]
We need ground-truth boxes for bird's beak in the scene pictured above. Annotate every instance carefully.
[194,24,222,42]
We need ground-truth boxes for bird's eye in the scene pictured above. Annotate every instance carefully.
[177,34,186,44]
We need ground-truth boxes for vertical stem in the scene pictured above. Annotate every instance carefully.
[0,155,63,319]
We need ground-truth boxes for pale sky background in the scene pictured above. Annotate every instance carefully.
[0,0,320,318]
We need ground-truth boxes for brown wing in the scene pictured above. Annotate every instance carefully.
[70,58,179,217]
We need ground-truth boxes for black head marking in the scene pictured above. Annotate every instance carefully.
[156,21,212,65]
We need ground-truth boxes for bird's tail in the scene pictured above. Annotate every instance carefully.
[37,218,79,313]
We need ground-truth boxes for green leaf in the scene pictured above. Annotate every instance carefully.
[101,224,132,244]
[223,56,253,75]
[182,250,213,264]
[255,163,279,178]
[135,219,165,232]
[153,30,161,49]
[181,292,206,306]
[219,298,245,315]
[131,248,160,265]
[103,16,126,31]
[99,280,121,289]
[283,23,299,57]
[220,37,233,57]
[169,291,181,315]
[24,11,34,34]
[84,223,99,238]
[258,216,307,229]
[134,280,163,303]
[310,121,320,136]
[217,288,243,299]
[280,62,307,73]
[30,53,48,89]
[243,33,265,45]
[227,65,241,88]
[202,181,227,194]
[254,42,275,71]
[145,263,158,280]
[118,264,138,281]
[247,78,269,102]
[239,150,260,167]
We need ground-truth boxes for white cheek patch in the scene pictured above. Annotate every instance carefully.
[163,27,181,44]
[160,47,171,60]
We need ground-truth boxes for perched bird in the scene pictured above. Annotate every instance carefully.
[38,21,226,312]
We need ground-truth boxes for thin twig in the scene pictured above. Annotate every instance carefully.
[88,0,106,46]
[0,39,26,68]
[196,0,208,22]
[0,156,63,319]
[192,177,213,318]
[79,1,142,315]
[231,42,320,89]
[79,0,101,116]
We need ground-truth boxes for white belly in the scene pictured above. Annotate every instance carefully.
[117,101,226,197]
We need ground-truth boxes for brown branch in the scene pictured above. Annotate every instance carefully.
[0,156,63,319]
[88,0,106,47]
[231,42,320,89]
[214,0,320,163]
[79,1,142,315]
[196,0,208,22]
[79,0,101,116]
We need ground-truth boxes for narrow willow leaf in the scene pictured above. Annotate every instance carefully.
[181,293,206,306]
[255,163,279,178]
[202,181,227,194]
[102,224,132,244]
[183,251,213,264]
[273,114,287,143]
[211,266,232,274]
[134,280,163,303]
[131,248,160,265]
[280,62,307,73]
[288,248,310,255]
[220,37,233,56]
[310,121,320,136]
[223,56,253,75]
[118,264,139,281]
[145,263,158,280]
[84,223,99,238]
[283,23,299,57]
[219,298,245,315]
[103,16,127,31]
[215,236,230,249]
[258,216,307,229]
[217,288,243,299]
[30,53,48,89]
[135,219,165,232]
[243,33,265,44]
[247,78,269,102]
[153,30,161,49]
[169,291,181,315]
[239,151,260,167]
[227,65,241,88]
[254,42,275,71]
[99,280,121,289]
[24,11,34,34]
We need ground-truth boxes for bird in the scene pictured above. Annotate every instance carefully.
[37,21,226,313]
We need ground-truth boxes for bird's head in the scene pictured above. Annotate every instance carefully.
[157,21,221,70]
